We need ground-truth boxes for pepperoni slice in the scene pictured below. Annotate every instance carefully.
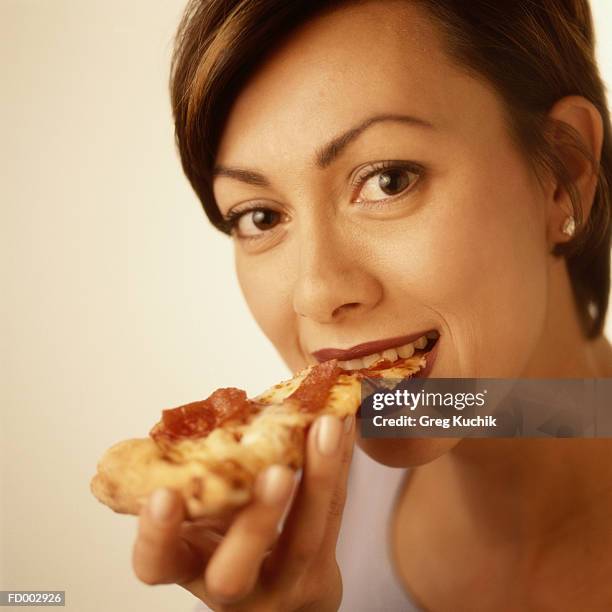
[150,387,256,442]
[289,360,342,413]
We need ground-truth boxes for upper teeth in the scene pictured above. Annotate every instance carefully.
[338,334,434,371]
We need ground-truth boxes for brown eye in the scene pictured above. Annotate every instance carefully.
[378,169,411,195]
[356,166,420,203]
[251,209,279,230]
[234,208,282,238]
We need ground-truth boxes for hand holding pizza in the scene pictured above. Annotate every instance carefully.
[132,413,355,612]
[92,355,428,608]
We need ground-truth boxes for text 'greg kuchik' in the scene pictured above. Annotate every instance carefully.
[372,415,497,429]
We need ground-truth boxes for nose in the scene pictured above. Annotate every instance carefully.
[292,222,382,324]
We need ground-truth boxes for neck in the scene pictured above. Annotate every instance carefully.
[441,438,612,548]
[400,436,612,606]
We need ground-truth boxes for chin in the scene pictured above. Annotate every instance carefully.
[357,435,462,467]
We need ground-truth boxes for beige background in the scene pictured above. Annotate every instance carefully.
[2,1,612,611]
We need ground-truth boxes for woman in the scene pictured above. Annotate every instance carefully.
[132,0,612,609]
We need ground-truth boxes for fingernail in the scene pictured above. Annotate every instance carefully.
[149,488,175,522]
[257,465,293,505]
[344,414,355,433]
[317,415,342,455]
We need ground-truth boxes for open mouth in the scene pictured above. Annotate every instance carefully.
[337,330,440,375]
[347,332,440,420]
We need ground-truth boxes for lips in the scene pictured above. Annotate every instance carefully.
[311,329,438,362]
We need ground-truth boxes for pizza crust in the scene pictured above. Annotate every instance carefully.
[90,438,253,518]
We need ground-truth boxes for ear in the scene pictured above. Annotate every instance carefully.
[544,95,603,248]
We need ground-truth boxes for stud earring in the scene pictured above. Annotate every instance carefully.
[562,215,576,237]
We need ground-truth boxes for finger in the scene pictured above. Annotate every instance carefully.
[269,414,352,577]
[179,520,227,553]
[318,414,356,552]
[185,514,235,534]
[204,464,295,604]
[132,488,204,586]
[179,512,237,551]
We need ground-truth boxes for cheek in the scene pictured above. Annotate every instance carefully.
[234,248,301,369]
[373,157,548,377]
[438,166,547,377]
[442,161,548,376]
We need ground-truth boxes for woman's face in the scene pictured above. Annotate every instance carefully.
[213,1,550,465]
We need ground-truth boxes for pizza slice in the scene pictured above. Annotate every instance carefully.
[90,334,437,520]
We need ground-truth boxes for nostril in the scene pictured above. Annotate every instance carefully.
[332,302,361,318]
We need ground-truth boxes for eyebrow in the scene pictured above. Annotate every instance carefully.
[212,113,435,186]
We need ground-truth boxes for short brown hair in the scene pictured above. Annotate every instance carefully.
[169,0,612,338]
